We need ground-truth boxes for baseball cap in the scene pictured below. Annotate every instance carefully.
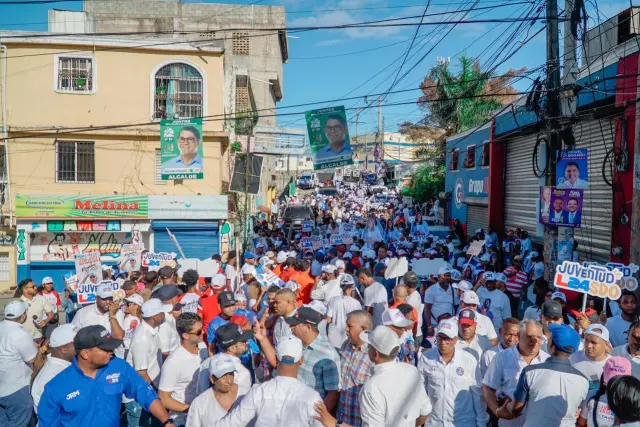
[552,292,567,303]
[95,282,115,299]
[365,250,376,259]
[349,244,360,252]
[229,315,250,327]
[240,264,256,276]
[483,271,496,282]
[234,293,247,303]
[49,324,78,348]
[284,280,299,292]
[153,285,182,302]
[259,256,273,266]
[158,266,175,279]
[276,335,304,364]
[453,280,473,292]
[124,294,144,307]
[284,307,323,327]
[216,323,253,350]
[548,323,581,354]
[305,300,327,316]
[343,251,353,259]
[288,251,298,258]
[322,265,338,274]
[276,251,288,264]
[74,325,123,352]
[513,255,523,262]
[462,290,480,306]
[3,300,28,320]
[360,325,400,356]
[437,319,459,339]
[340,274,356,287]
[541,300,563,318]
[450,270,462,281]
[381,308,413,328]
[211,274,227,290]
[218,291,237,308]
[403,271,418,286]
[494,273,507,283]
[265,251,275,258]
[335,260,346,270]
[207,354,238,378]
[585,324,611,345]
[438,267,452,276]
[141,299,173,317]
[480,254,490,262]
[41,276,54,285]
[603,357,632,384]
[256,242,266,249]
[244,251,256,260]
[458,308,477,326]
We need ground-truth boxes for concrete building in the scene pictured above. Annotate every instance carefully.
[0,32,230,291]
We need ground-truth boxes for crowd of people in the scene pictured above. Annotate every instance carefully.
[2,181,640,427]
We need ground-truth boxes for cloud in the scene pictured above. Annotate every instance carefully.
[315,39,343,47]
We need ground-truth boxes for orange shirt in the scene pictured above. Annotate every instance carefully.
[280,267,295,283]
[290,271,315,305]
[273,264,284,278]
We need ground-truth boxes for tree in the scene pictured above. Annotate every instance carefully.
[402,164,445,204]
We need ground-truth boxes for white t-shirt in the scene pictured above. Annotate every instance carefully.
[159,345,202,425]
[363,282,389,327]
[20,295,54,339]
[425,284,458,326]
[326,295,363,348]
[127,321,162,384]
[225,264,237,292]
[179,293,201,314]
[475,311,498,342]
[158,314,180,355]
[580,395,615,427]
[523,306,541,321]
[0,320,38,397]
[186,388,241,427]
[31,355,71,412]
[406,291,424,338]
[476,288,512,333]
[72,303,126,358]
[606,315,632,348]
[570,351,609,401]
[122,314,140,352]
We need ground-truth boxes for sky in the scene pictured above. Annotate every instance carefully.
[0,0,634,136]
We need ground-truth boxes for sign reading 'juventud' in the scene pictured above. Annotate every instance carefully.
[16,195,148,218]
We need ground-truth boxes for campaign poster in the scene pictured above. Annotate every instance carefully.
[160,118,204,180]
[305,106,354,171]
[556,149,588,189]
[142,252,178,271]
[74,252,102,302]
[78,280,121,305]
[547,188,584,227]
[539,186,552,224]
[301,220,314,232]
[119,244,142,272]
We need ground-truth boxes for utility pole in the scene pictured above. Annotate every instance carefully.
[355,108,361,169]
[376,96,383,175]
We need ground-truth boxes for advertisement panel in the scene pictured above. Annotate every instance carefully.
[557,149,588,188]
[305,106,354,170]
[160,118,204,180]
[16,195,148,218]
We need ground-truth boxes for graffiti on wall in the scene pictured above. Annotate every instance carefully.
[38,230,144,261]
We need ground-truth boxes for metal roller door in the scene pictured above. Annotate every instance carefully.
[571,119,614,263]
[467,204,489,234]
[152,221,220,259]
[504,133,539,234]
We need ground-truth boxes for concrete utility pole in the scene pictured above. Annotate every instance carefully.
[376,96,384,173]
[355,108,361,169]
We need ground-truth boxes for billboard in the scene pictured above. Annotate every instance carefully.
[160,118,204,180]
[16,195,148,218]
[557,149,588,189]
[539,187,584,227]
[305,106,354,170]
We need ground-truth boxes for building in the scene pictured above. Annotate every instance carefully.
[0,32,230,290]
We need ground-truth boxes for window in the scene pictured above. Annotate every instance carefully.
[480,142,490,167]
[464,145,476,169]
[0,253,9,281]
[0,145,6,183]
[155,149,166,185]
[232,32,250,54]
[153,62,203,120]
[55,56,94,94]
[448,149,459,170]
[56,141,95,183]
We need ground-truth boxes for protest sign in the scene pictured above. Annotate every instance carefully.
[160,118,204,180]
[340,223,356,235]
[305,106,354,170]
[253,265,285,288]
[75,252,102,292]
[64,273,78,293]
[411,258,451,279]
[198,259,220,277]
[557,149,588,188]
[554,261,623,300]
[385,257,409,280]
[119,244,142,272]
[142,252,177,271]
[330,234,354,246]
[583,262,639,293]
[78,280,121,305]
[177,258,198,278]
[301,221,314,232]
[466,240,486,257]
[413,234,428,243]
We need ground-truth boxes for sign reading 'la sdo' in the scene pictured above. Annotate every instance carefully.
[554,261,624,300]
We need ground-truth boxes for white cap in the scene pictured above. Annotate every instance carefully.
[382,308,412,328]
[343,251,353,259]
[234,293,247,302]
[3,300,28,320]
[322,264,338,274]
[95,282,115,299]
[288,251,298,258]
[49,324,78,348]
[259,256,274,266]
[141,299,173,317]
[495,273,507,283]
[365,250,376,259]
[585,324,611,345]
[124,294,144,307]
[349,244,360,252]
[208,354,238,378]
[41,276,54,285]
[335,260,346,270]
[256,242,265,249]
[480,254,490,262]
[276,251,288,264]
[552,291,567,303]
[438,267,452,275]
[450,270,462,281]
[211,274,227,289]
[462,290,480,305]
[240,264,256,275]
[284,280,299,292]
[305,300,328,316]
[276,335,304,364]
[360,325,401,356]
[437,319,459,339]
[453,280,473,292]
[340,274,355,286]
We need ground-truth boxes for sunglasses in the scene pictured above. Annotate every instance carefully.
[188,329,204,336]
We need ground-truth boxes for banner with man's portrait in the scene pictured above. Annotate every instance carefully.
[305,106,354,170]
[556,149,588,189]
[540,186,584,227]
[160,118,204,180]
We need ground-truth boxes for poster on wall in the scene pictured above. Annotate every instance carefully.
[160,118,204,180]
[74,251,102,292]
[556,149,588,189]
[539,187,584,227]
[305,106,354,170]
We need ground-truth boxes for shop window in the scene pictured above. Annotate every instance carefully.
[155,149,166,185]
[480,142,490,167]
[464,145,476,169]
[0,253,8,281]
[56,141,95,183]
[448,149,459,171]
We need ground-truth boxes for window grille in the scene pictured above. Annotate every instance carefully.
[153,63,203,120]
[56,141,95,183]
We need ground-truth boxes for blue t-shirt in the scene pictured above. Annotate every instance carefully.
[206,316,230,346]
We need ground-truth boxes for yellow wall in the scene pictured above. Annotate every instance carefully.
[0,248,16,293]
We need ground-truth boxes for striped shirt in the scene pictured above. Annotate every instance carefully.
[337,341,374,426]
[297,334,342,398]
[506,270,528,297]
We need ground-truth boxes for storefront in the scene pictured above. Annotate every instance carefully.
[16,195,150,291]
[148,195,228,259]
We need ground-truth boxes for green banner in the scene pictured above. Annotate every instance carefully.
[160,118,204,180]
[305,106,354,171]
[16,195,148,218]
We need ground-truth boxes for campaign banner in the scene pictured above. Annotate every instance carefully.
[119,244,142,272]
[554,261,623,300]
[557,149,588,189]
[301,220,314,232]
[583,262,639,293]
[300,237,314,249]
[305,106,354,171]
[330,234,354,246]
[142,252,178,271]
[74,252,102,293]
[78,280,121,305]
[541,187,584,227]
[351,216,365,224]
[253,264,285,288]
[340,223,357,235]
[160,118,204,180]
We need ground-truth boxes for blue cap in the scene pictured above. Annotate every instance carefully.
[548,323,581,354]
[328,248,338,256]
[244,251,256,260]
[315,251,325,260]
[374,262,386,276]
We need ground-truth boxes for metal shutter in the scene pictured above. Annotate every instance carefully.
[571,119,614,263]
[152,221,220,259]
[504,133,539,234]
[467,204,488,234]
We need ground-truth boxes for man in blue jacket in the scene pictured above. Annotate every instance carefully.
[38,325,174,427]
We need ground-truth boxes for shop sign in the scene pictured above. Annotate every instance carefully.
[16,195,148,218]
